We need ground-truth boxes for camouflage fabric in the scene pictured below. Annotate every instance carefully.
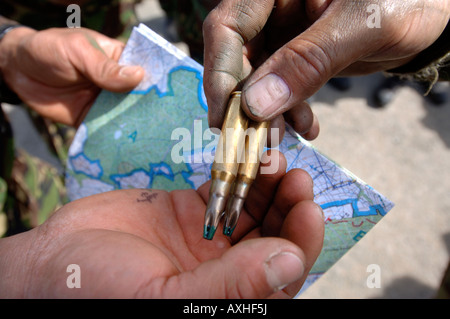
[0,106,70,237]
[0,107,14,236]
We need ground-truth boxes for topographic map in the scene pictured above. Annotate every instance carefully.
[65,24,394,295]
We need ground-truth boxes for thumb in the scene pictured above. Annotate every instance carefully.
[241,1,377,120]
[152,238,306,298]
[72,32,144,92]
[91,63,144,93]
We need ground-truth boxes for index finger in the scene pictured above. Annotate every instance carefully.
[202,0,275,129]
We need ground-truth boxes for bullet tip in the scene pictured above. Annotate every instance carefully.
[223,225,236,237]
[203,224,217,240]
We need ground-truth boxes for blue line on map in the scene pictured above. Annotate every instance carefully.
[150,162,175,181]
[130,65,208,112]
[69,153,103,179]
[287,144,305,171]
[109,160,198,189]
[181,171,195,189]
[110,168,153,189]
[312,150,334,188]
[181,163,195,189]
[320,199,387,217]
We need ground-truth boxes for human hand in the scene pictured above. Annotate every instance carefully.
[0,151,324,298]
[0,27,144,127]
[203,0,449,139]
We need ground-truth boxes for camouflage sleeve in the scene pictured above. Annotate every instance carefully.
[1,106,68,237]
[0,106,14,237]
[0,177,7,237]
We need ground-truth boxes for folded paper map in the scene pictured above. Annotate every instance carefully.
[65,24,394,295]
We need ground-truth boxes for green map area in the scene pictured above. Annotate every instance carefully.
[67,67,210,197]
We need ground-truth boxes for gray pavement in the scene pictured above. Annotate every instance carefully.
[301,74,450,298]
[4,0,450,299]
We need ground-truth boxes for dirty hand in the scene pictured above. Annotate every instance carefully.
[203,0,449,139]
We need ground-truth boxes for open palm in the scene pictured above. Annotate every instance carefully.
[4,152,324,298]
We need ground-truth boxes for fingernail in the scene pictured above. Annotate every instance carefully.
[244,73,291,118]
[119,65,142,78]
[264,251,304,291]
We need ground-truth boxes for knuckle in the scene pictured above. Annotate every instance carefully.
[283,34,335,90]
[202,12,216,34]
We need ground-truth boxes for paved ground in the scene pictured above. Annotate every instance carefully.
[301,74,450,298]
[4,0,450,298]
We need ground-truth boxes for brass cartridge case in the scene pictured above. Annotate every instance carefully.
[223,120,269,236]
[211,91,249,177]
[237,120,270,180]
[204,91,249,240]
